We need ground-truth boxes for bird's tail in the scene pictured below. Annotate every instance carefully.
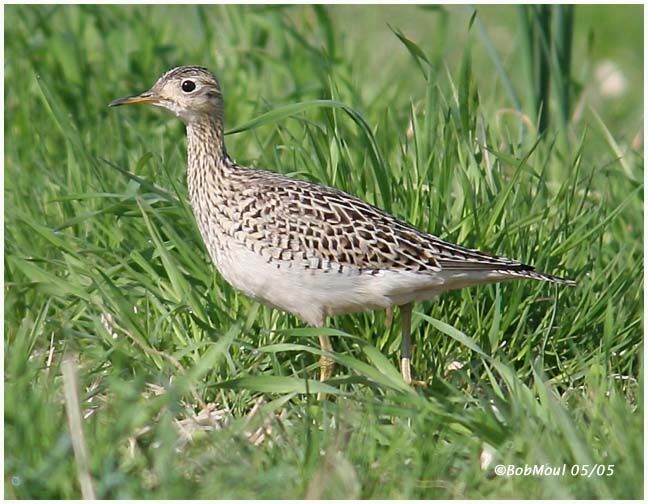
[495,268,576,286]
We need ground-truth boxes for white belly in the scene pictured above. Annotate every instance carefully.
[208,239,509,326]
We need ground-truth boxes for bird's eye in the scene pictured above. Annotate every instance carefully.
[181,80,196,93]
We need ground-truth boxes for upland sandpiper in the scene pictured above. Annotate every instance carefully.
[110,66,575,386]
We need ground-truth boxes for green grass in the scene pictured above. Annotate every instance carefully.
[4,4,643,499]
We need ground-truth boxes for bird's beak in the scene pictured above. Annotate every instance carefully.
[109,91,159,108]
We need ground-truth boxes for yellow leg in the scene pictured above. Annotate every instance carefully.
[400,303,413,384]
[385,306,395,328]
[318,334,335,401]
[318,334,335,382]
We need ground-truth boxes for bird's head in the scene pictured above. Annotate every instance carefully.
[110,66,223,124]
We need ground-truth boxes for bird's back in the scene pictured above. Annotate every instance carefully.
[219,163,565,276]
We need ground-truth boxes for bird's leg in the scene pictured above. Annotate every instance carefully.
[400,303,413,384]
[318,334,335,401]
[318,334,335,382]
[385,306,395,329]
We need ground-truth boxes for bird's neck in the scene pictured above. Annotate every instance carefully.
[186,116,231,201]
[186,116,227,168]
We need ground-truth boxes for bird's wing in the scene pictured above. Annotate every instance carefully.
[231,169,533,276]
